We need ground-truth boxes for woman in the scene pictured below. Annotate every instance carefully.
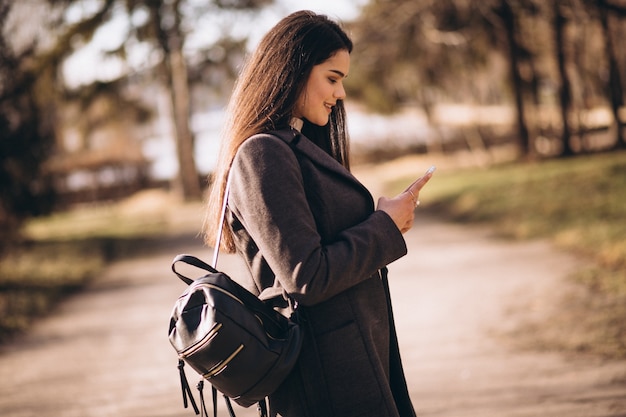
[205,10,432,417]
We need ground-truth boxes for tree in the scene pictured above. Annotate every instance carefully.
[0,0,56,253]
[349,0,498,111]
[145,0,200,199]
[552,0,576,156]
[23,0,271,202]
[495,0,531,157]
[348,0,533,155]
[111,0,272,200]
[349,0,626,159]
[594,0,626,149]
[0,0,273,249]
[8,0,272,206]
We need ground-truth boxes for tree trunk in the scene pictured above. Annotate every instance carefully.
[598,4,626,149]
[499,0,531,158]
[168,0,201,200]
[150,0,201,201]
[168,36,202,200]
[553,0,576,157]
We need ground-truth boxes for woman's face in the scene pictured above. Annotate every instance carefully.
[294,49,350,126]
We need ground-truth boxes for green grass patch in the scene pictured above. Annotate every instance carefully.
[24,201,168,241]
[0,190,204,342]
[389,149,626,358]
[0,241,104,341]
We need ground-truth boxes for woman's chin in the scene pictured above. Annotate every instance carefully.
[305,117,330,127]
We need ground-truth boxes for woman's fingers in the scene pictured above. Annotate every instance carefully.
[404,166,436,206]
[405,170,434,195]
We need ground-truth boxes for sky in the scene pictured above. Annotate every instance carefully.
[258,0,367,28]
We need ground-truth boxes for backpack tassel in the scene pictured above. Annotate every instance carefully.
[196,380,210,417]
[178,359,200,415]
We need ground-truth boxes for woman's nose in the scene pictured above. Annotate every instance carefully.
[334,83,346,100]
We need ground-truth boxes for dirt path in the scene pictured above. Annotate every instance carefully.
[395,216,626,416]
[0,207,625,416]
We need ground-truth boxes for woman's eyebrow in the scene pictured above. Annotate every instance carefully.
[330,69,347,78]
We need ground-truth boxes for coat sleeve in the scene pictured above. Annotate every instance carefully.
[229,135,407,306]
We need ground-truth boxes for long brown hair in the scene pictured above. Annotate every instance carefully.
[204,10,353,252]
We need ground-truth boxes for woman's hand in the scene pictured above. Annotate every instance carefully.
[376,167,435,234]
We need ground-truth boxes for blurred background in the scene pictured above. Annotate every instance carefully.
[1,0,625,367]
[3,0,625,213]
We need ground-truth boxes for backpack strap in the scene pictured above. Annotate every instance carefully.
[171,254,218,286]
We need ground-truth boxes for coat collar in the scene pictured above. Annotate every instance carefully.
[270,128,372,198]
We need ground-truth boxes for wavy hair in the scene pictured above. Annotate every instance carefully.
[204,10,353,251]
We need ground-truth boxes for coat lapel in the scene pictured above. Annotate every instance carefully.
[271,128,372,200]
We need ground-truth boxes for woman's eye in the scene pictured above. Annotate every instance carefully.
[328,78,337,84]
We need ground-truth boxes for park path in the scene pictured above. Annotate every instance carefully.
[1,177,625,416]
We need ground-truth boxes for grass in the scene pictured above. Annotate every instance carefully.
[0,189,205,342]
[387,149,626,359]
[424,152,626,265]
[0,242,104,338]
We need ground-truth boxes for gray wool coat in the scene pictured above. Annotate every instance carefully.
[226,128,417,417]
